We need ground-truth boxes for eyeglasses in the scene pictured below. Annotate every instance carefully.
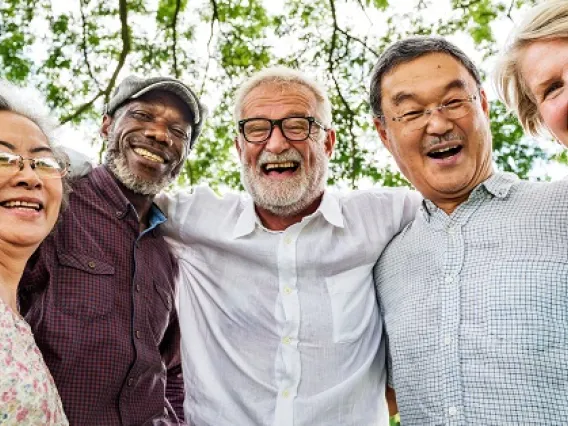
[0,152,69,179]
[379,94,478,132]
[238,116,328,144]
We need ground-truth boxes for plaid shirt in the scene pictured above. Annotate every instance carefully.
[19,166,184,426]
[374,173,568,425]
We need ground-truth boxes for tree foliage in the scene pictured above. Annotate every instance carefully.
[0,0,551,190]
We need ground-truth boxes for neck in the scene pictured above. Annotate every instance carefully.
[255,194,323,231]
[0,243,36,313]
[434,170,494,215]
[111,174,155,231]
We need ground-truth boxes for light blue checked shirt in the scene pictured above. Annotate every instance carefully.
[374,172,568,426]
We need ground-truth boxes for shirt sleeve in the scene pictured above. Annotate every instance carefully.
[161,305,186,423]
[391,188,421,233]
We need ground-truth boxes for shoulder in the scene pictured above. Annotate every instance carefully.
[335,186,418,207]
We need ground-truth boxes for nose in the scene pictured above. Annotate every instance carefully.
[144,123,172,146]
[424,109,454,136]
[264,125,290,154]
[15,160,43,189]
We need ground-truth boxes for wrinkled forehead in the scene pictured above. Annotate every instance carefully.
[240,82,319,117]
[0,110,50,152]
[382,53,478,106]
[122,90,193,124]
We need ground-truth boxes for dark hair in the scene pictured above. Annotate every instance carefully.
[369,37,482,118]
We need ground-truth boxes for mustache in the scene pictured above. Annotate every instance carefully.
[423,132,465,149]
[257,149,303,168]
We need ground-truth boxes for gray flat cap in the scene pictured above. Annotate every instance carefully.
[105,75,206,148]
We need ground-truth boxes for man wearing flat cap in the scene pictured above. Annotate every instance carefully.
[19,75,205,425]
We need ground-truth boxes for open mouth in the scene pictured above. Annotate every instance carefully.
[261,161,300,174]
[427,145,463,160]
[133,147,165,164]
[0,200,43,211]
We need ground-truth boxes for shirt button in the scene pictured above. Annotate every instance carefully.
[284,287,292,295]
[87,261,96,269]
[127,378,134,386]
[115,211,122,217]
[447,225,455,234]
[135,330,141,339]
[448,406,457,416]
[135,284,141,292]
[444,336,452,345]
[282,390,290,398]
[282,336,291,344]
[444,275,453,285]
[284,237,292,245]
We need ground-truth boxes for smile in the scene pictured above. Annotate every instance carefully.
[262,161,300,174]
[0,200,43,211]
[133,147,165,164]
[427,145,463,159]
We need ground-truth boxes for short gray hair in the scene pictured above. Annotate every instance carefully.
[233,66,332,128]
[494,0,568,136]
[369,37,482,118]
[0,80,70,208]
[0,80,57,146]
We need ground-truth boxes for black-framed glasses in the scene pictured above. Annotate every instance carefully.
[238,116,328,144]
[378,94,478,132]
[0,152,69,179]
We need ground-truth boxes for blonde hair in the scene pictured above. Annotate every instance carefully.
[233,66,332,128]
[494,0,568,136]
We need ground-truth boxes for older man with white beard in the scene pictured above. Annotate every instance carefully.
[158,66,420,426]
[20,75,206,425]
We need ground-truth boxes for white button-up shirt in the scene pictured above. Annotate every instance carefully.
[158,186,420,426]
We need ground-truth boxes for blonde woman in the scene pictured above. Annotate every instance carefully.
[0,81,69,425]
[495,0,568,145]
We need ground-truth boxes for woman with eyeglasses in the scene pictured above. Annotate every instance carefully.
[495,0,568,146]
[0,81,69,424]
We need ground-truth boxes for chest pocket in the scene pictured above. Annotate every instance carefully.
[146,280,173,344]
[325,262,377,343]
[55,251,115,321]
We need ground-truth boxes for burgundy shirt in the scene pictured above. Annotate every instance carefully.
[20,166,185,426]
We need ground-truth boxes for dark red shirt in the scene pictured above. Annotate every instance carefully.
[20,166,185,426]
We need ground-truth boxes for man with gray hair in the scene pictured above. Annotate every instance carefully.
[20,75,206,425]
[157,66,420,425]
[371,36,568,424]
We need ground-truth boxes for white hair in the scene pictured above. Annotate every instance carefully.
[233,66,332,127]
[0,80,58,146]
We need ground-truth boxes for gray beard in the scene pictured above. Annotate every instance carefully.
[104,148,173,196]
[240,140,328,217]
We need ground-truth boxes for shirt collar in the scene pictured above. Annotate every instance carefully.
[422,172,519,216]
[89,166,167,232]
[232,191,344,239]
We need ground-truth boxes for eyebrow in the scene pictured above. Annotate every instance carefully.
[0,140,53,154]
[391,79,469,106]
[533,77,555,98]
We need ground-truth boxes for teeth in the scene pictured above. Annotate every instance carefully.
[134,148,165,164]
[264,162,297,171]
[4,200,41,210]
[430,146,458,154]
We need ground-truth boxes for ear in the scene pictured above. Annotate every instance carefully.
[234,136,242,159]
[479,88,490,119]
[373,117,393,154]
[324,128,336,158]
[100,114,113,139]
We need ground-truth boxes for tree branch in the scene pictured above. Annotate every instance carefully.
[328,0,359,188]
[200,0,220,95]
[60,0,131,126]
[79,0,102,91]
[171,0,182,78]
